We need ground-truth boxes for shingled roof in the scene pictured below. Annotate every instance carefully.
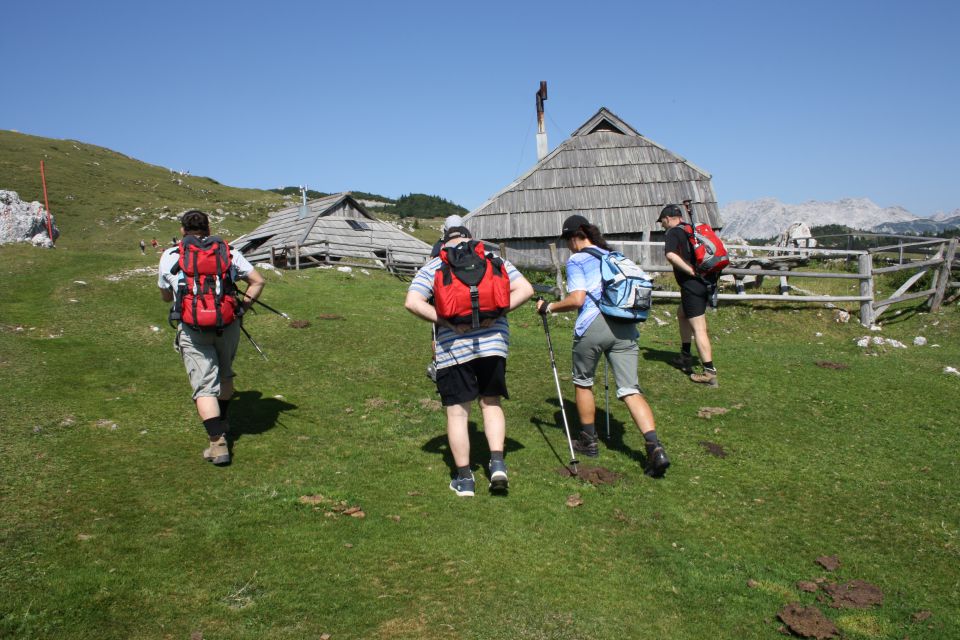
[463,107,720,242]
[233,192,431,266]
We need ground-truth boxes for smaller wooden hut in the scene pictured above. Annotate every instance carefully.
[463,107,721,268]
[232,192,432,274]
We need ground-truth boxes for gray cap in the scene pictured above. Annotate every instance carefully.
[442,214,471,241]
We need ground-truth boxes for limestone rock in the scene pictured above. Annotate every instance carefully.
[0,190,59,247]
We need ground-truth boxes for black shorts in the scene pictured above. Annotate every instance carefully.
[436,356,509,406]
[680,278,709,319]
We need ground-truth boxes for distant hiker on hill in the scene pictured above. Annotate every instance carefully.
[151,238,159,249]
[658,204,719,387]
[139,239,146,255]
[405,216,534,497]
[157,210,265,466]
[535,214,670,478]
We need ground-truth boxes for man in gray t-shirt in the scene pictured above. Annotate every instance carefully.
[158,210,265,465]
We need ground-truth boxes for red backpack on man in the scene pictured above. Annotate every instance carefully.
[171,235,239,332]
[433,240,511,329]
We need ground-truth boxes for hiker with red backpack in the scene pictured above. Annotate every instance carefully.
[535,214,669,478]
[157,210,265,466]
[658,203,723,387]
[405,216,534,497]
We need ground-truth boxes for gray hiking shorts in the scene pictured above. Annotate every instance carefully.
[176,322,241,399]
[571,316,643,398]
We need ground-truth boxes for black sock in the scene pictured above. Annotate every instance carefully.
[203,417,225,440]
[456,465,472,479]
[681,343,692,356]
[581,423,597,438]
[643,430,660,453]
[703,361,716,371]
[218,399,231,419]
[489,451,504,463]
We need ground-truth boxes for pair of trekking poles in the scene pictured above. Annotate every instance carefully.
[236,290,289,360]
[538,297,611,476]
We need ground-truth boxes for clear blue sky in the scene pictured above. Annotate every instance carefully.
[3,0,958,216]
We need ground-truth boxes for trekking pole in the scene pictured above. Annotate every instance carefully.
[604,359,610,441]
[239,286,290,319]
[239,322,268,360]
[682,199,696,225]
[253,298,290,319]
[538,297,579,474]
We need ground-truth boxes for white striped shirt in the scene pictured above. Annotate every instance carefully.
[408,254,523,369]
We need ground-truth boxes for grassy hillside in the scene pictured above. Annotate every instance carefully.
[0,130,287,250]
[1,239,958,638]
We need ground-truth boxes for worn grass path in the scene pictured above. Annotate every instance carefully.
[1,245,958,639]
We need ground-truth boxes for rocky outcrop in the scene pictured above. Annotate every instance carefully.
[0,190,59,247]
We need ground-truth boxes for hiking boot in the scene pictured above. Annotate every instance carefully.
[644,445,671,478]
[572,431,599,458]
[690,368,718,387]
[670,353,694,374]
[489,459,509,492]
[202,436,230,465]
[449,474,475,497]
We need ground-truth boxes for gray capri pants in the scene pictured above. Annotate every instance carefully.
[571,315,643,398]
[176,322,241,399]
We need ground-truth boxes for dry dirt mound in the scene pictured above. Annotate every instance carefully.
[823,579,883,609]
[556,465,621,486]
[778,603,838,639]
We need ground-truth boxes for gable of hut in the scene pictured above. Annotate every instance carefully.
[463,107,720,267]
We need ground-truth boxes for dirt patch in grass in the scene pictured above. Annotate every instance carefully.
[777,603,838,639]
[697,406,729,419]
[699,441,729,458]
[556,465,621,485]
[289,320,311,329]
[823,580,883,609]
[816,555,841,571]
[815,361,848,370]
[317,313,344,320]
[418,398,441,411]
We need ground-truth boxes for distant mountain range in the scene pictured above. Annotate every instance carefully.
[720,197,960,239]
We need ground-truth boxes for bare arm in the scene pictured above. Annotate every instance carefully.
[535,289,586,314]
[160,288,174,303]
[507,273,535,311]
[665,251,697,277]
[239,268,266,311]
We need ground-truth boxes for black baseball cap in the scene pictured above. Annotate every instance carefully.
[560,214,590,239]
[657,204,683,221]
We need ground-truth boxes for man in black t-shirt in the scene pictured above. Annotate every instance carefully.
[658,204,719,387]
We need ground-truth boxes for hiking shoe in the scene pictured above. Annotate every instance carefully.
[670,353,694,374]
[489,459,509,492]
[202,436,230,465]
[690,368,718,387]
[572,431,599,458]
[644,446,671,478]
[449,474,475,497]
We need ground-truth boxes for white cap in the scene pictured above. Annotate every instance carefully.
[443,215,465,232]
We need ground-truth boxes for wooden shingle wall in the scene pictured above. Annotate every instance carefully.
[464,108,720,268]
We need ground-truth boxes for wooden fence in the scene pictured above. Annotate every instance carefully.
[268,239,432,277]
[532,237,959,328]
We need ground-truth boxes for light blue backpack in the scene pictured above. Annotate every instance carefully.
[582,247,653,323]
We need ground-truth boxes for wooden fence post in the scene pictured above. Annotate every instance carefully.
[859,253,875,327]
[930,238,957,312]
[295,243,300,270]
[549,243,564,296]
[499,243,508,260]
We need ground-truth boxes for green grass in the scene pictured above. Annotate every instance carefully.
[1,244,958,639]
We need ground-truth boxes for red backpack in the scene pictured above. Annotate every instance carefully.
[434,240,511,329]
[679,222,729,275]
[172,235,239,332]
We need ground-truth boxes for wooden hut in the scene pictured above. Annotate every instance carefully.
[463,107,721,268]
[232,192,432,274]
